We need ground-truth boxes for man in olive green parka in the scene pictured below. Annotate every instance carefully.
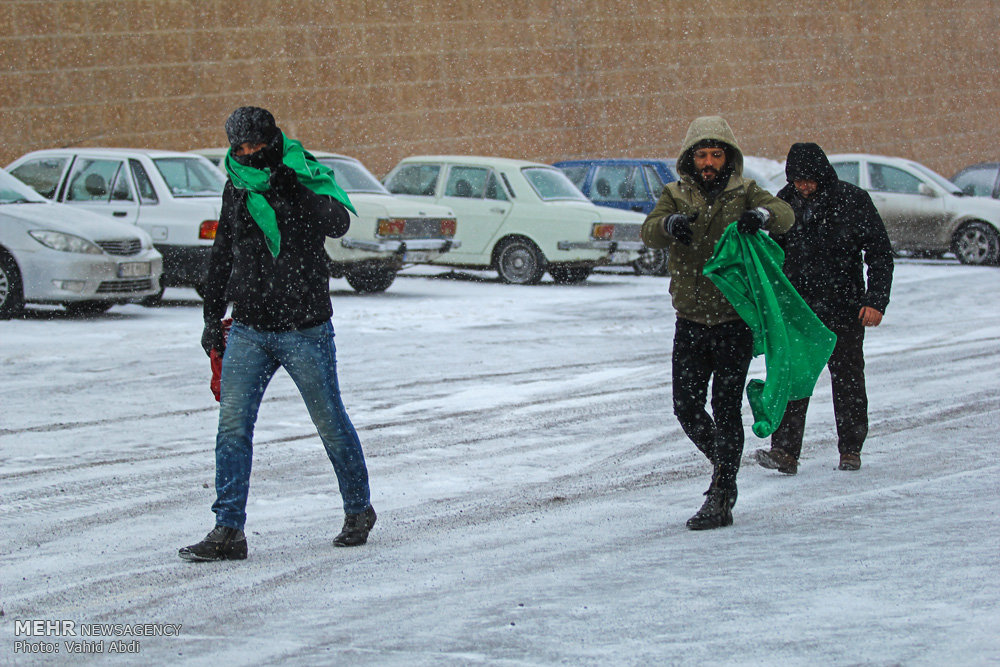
[641,116,793,530]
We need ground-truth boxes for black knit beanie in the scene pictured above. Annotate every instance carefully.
[225,107,279,148]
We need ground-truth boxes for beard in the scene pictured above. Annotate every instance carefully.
[699,166,720,182]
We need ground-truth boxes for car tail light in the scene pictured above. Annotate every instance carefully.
[200,220,219,240]
[592,223,615,240]
[377,218,406,237]
[439,218,457,237]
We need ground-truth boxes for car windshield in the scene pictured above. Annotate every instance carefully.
[522,167,589,201]
[0,170,49,204]
[908,161,963,195]
[316,157,390,194]
[153,157,226,197]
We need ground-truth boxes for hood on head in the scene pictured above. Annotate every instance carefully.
[676,116,743,180]
[784,142,838,186]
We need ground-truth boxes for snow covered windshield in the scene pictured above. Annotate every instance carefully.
[153,158,226,197]
[0,170,48,204]
[522,167,590,202]
[317,158,390,194]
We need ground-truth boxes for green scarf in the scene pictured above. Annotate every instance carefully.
[703,223,837,437]
[224,133,356,257]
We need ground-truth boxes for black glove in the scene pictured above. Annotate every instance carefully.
[737,208,768,235]
[201,321,226,356]
[268,164,299,197]
[664,213,696,246]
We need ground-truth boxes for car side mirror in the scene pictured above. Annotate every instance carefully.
[962,184,976,196]
[918,183,937,197]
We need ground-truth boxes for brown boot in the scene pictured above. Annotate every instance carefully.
[754,448,798,475]
[838,453,861,471]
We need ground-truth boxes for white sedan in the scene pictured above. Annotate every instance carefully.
[0,170,162,317]
[829,153,1000,265]
[383,156,646,284]
[7,148,222,298]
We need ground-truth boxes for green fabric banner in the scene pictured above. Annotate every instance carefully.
[224,133,356,257]
[703,223,836,437]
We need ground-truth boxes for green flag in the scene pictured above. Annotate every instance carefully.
[224,133,356,257]
[703,223,836,438]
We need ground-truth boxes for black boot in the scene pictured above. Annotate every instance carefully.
[333,506,377,547]
[686,485,735,530]
[178,525,247,562]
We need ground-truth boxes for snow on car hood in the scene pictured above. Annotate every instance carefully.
[0,201,152,242]
[349,192,455,218]
[949,193,1000,223]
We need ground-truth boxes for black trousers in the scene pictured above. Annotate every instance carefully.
[771,320,868,459]
[672,318,753,490]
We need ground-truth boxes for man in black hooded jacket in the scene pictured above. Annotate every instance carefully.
[755,142,893,474]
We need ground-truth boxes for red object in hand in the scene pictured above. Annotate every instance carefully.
[209,318,233,402]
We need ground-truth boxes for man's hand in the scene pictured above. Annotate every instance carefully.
[664,213,696,245]
[737,208,768,235]
[201,320,226,356]
[859,306,883,327]
[268,164,299,197]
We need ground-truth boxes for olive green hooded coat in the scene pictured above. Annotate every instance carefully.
[641,116,794,325]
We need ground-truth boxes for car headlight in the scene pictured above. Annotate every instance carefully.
[29,230,103,254]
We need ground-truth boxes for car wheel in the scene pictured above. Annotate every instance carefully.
[0,251,25,319]
[65,301,114,316]
[140,285,166,307]
[495,237,545,285]
[549,266,592,284]
[345,265,396,293]
[952,221,1000,265]
[633,248,668,276]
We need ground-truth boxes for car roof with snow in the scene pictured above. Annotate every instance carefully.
[395,155,556,170]
[14,147,209,160]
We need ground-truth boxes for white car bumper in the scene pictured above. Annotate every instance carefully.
[21,249,163,303]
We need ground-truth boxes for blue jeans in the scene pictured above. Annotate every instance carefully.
[212,320,371,530]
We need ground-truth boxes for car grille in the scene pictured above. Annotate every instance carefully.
[96,279,153,294]
[96,239,143,256]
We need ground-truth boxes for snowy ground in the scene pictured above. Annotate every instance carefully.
[1,261,999,666]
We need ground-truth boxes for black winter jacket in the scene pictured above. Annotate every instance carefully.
[774,143,894,326]
[203,178,350,331]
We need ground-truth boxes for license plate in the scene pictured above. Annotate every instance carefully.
[118,262,151,278]
[609,251,631,263]
[403,251,434,263]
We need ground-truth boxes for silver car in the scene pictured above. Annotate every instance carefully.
[828,153,1000,265]
[0,170,162,317]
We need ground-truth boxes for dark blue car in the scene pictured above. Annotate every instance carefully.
[553,158,677,274]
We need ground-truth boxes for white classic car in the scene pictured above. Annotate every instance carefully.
[191,148,459,293]
[7,148,221,301]
[382,156,646,284]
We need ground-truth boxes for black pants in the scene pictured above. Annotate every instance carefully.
[771,320,868,459]
[672,318,753,490]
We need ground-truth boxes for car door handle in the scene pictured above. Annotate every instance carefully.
[112,211,127,217]
[490,207,507,214]
[631,205,644,212]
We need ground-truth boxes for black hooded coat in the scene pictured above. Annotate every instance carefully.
[775,143,894,326]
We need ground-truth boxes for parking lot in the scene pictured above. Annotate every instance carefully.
[2,262,999,664]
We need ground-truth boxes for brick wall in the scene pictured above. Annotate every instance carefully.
[1,0,997,178]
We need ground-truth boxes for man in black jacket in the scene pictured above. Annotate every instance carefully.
[180,107,375,561]
[755,142,893,475]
